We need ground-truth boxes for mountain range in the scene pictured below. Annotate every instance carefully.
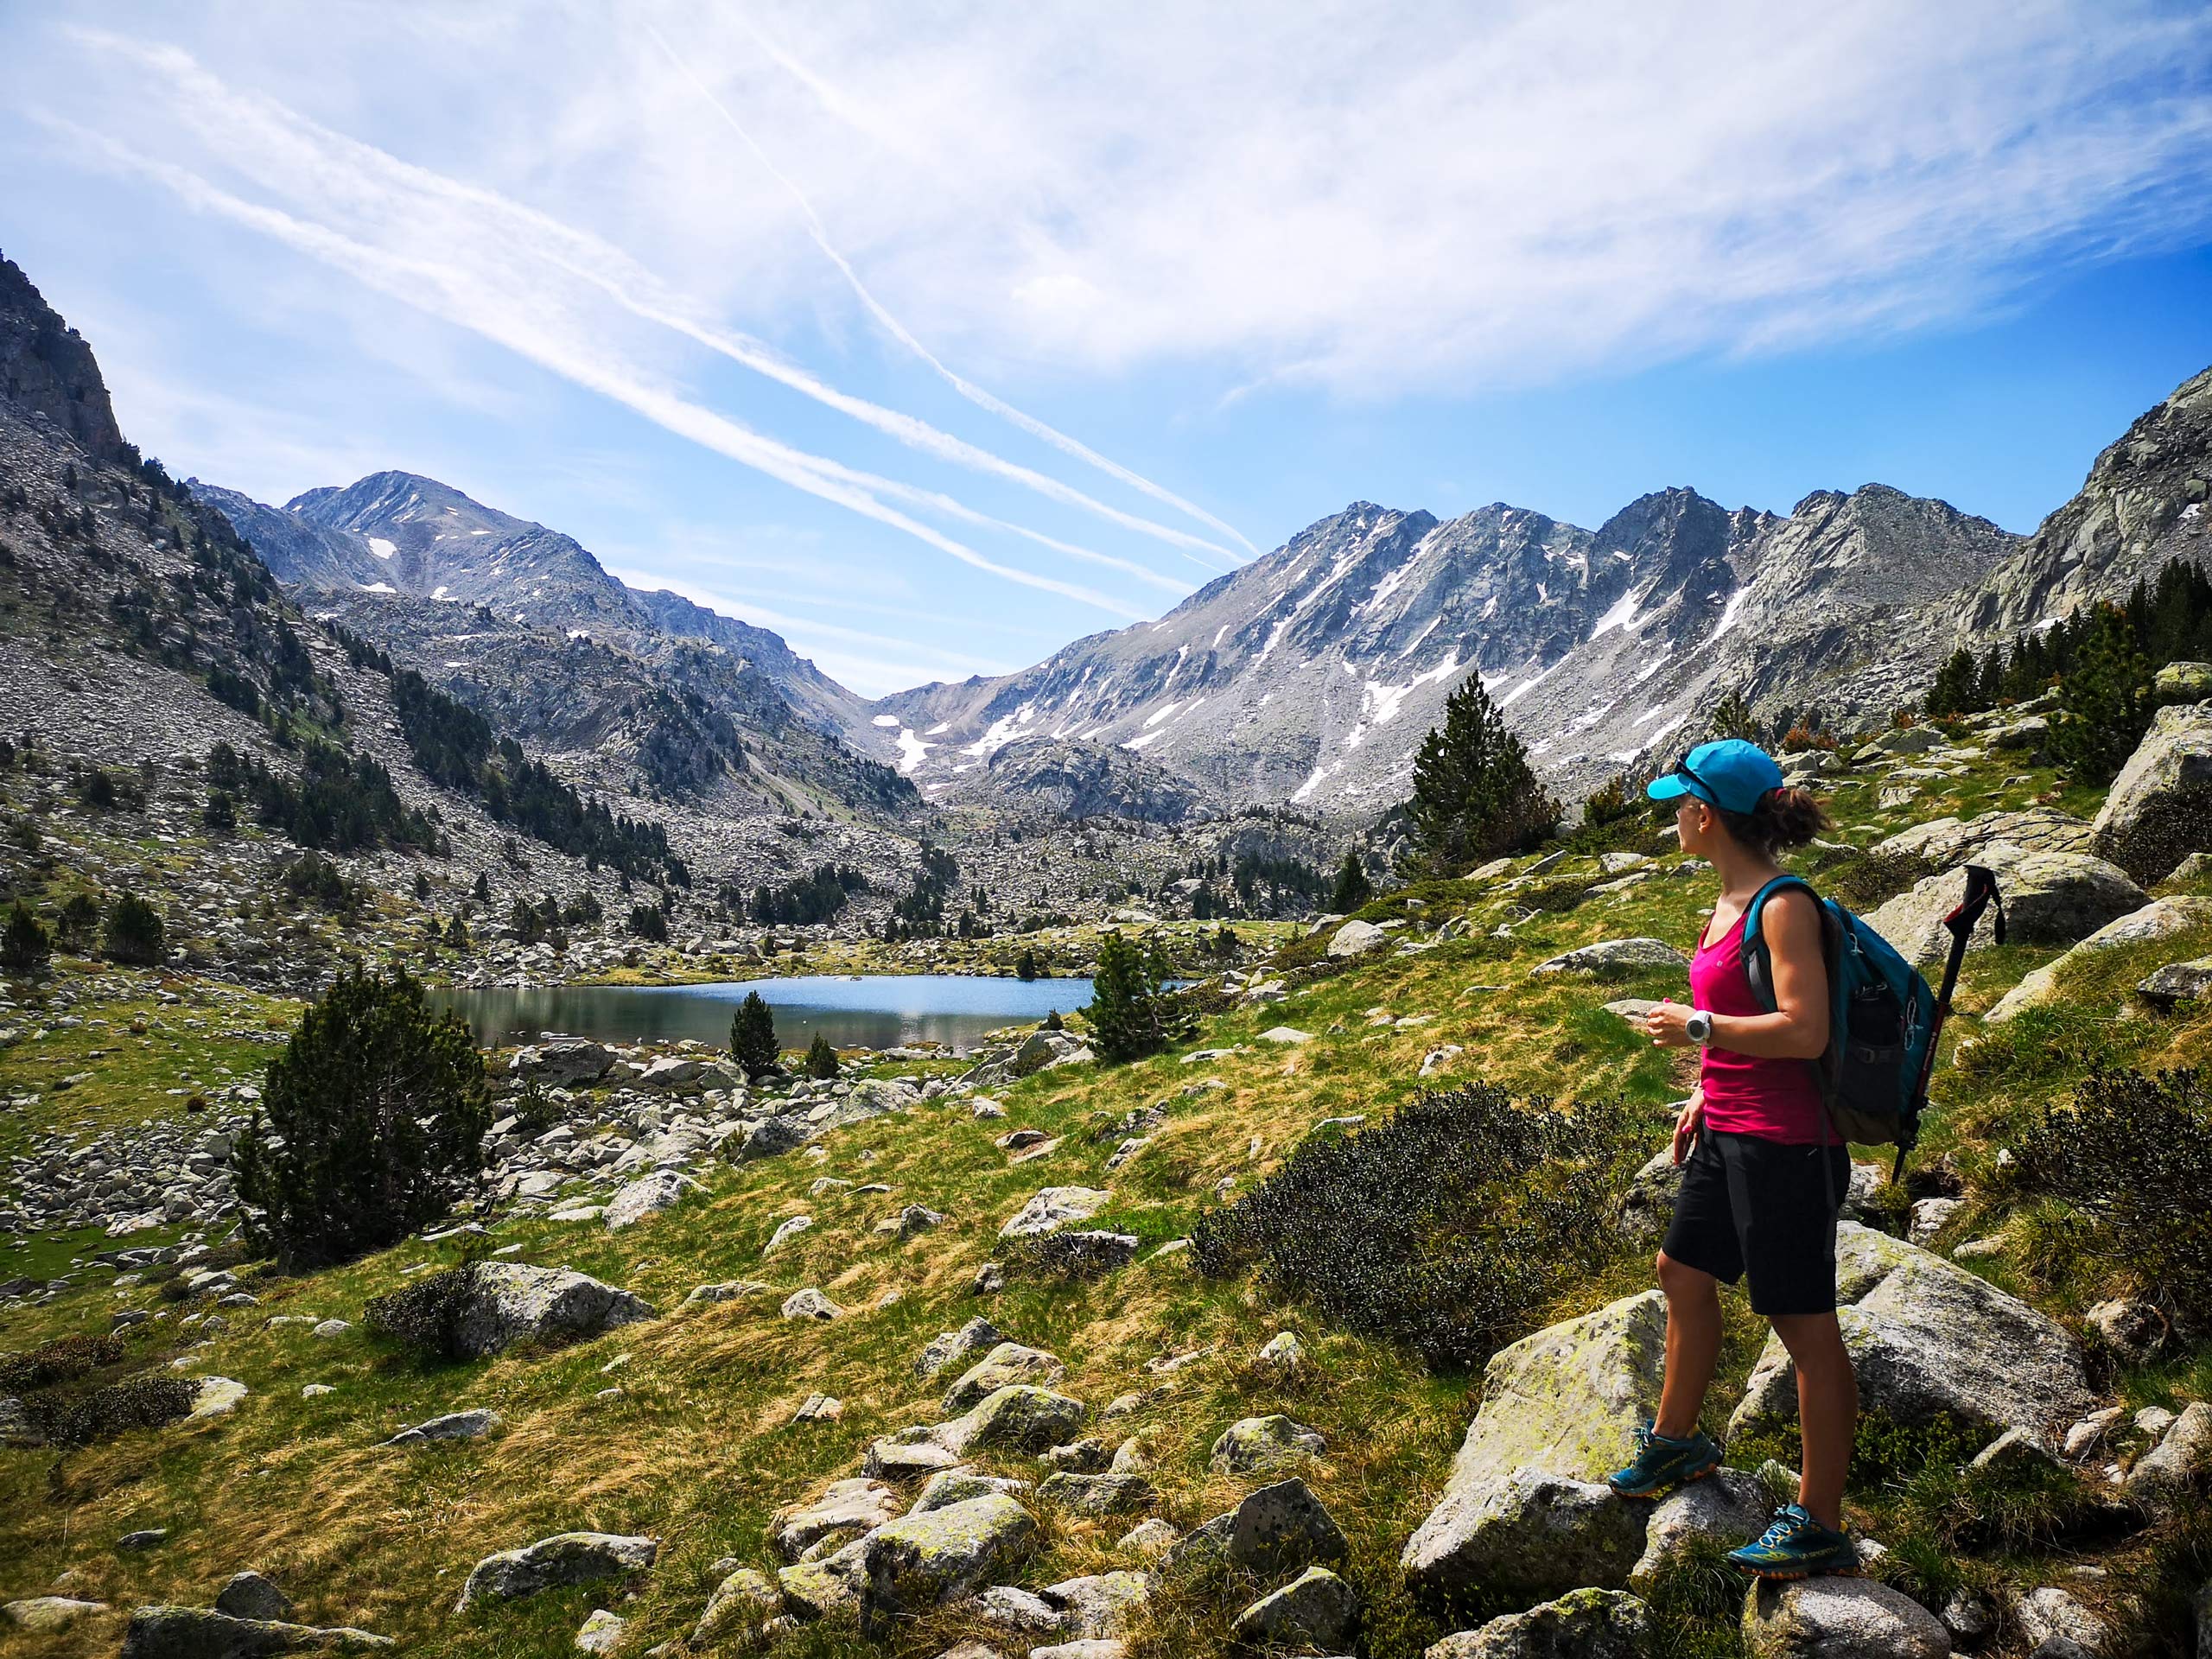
[13,240,2209,830]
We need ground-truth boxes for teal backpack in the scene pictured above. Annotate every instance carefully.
[1740,865,2004,1180]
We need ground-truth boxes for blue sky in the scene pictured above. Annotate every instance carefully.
[4,3,2211,696]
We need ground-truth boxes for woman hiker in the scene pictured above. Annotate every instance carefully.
[1605,737,1860,1580]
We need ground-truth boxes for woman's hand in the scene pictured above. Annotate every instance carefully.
[1644,999,1696,1050]
[1672,1089,1705,1166]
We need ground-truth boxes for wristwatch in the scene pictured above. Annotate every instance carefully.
[1684,1011,1713,1045]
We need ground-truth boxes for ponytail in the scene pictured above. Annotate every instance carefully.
[1713,785,1829,858]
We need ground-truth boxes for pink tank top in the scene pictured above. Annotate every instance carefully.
[1690,916,1833,1145]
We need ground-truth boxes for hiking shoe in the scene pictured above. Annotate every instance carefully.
[1605,1418,1722,1497]
[1727,1504,1859,1579]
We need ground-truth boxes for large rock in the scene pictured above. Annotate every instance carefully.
[2093,700,2212,882]
[1730,1224,2091,1444]
[734,1116,808,1161]
[690,1567,781,1648]
[1330,918,1389,957]
[943,1343,1067,1414]
[1232,1567,1360,1650]
[1742,1578,1952,1657]
[1631,1467,1771,1585]
[856,1495,1039,1637]
[2140,957,2212,1006]
[1174,1477,1348,1576]
[1039,1472,1155,1515]
[1210,1414,1326,1474]
[937,1386,1090,1457]
[385,1408,502,1448]
[2127,1400,2212,1516]
[510,1039,613,1085]
[1866,848,2146,968]
[916,1317,1006,1379]
[440,1265,654,1358]
[213,1574,293,1622]
[118,1608,394,1656]
[1000,1187,1111,1238]
[4,1599,110,1632]
[2156,662,2212,706]
[1872,806,2093,865]
[1402,1292,1664,1599]
[773,1478,903,1561]
[602,1169,703,1230]
[454,1533,658,1611]
[1986,897,2212,1021]
[1426,1588,1652,1658]
[1529,939,1688,976]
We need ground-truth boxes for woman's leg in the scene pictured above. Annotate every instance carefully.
[1654,1250,1723,1439]
[1770,1310,1856,1531]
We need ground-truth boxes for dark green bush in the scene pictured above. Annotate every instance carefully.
[2013,1066,2212,1332]
[804,1031,840,1079]
[0,1332,124,1391]
[1190,1083,1649,1370]
[1803,847,1938,912]
[364,1263,485,1362]
[234,965,488,1269]
[24,1374,197,1445]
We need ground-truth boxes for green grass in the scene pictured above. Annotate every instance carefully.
[3,735,2209,1656]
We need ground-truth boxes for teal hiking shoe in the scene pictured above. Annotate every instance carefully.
[1727,1504,1859,1580]
[1605,1418,1722,1498]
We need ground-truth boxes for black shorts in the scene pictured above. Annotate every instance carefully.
[1662,1127,1849,1317]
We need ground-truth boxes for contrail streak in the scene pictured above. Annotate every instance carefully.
[70,128,1146,622]
[69,29,1211,590]
[642,20,1257,563]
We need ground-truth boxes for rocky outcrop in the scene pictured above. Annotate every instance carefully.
[772,1478,904,1561]
[118,1607,394,1656]
[601,1168,702,1230]
[857,1495,1039,1637]
[0,256,126,461]
[435,1265,654,1357]
[943,1344,1068,1414]
[1000,1187,1112,1237]
[1731,1224,2092,1444]
[1402,1292,1664,1600]
[1866,849,2147,967]
[454,1532,657,1611]
[1529,939,1688,976]
[1232,1567,1361,1650]
[1985,896,2212,1021]
[1742,1577,1952,1657]
[2092,700,2212,883]
[1427,1588,1653,1658]
[1175,1477,1349,1575]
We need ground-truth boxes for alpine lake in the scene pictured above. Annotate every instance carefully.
[429,973,1096,1055]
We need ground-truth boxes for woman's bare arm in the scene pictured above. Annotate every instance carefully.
[1646,889,1829,1059]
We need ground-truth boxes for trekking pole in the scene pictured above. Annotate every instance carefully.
[1899,864,2005,1180]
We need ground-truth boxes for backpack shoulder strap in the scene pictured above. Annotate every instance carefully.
[1741,875,1822,1015]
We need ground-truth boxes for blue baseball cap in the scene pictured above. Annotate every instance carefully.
[1646,738,1786,815]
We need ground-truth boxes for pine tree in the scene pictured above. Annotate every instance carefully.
[804,1032,840,1079]
[234,966,487,1268]
[731,990,780,1075]
[1924,647,1979,717]
[1407,676,1560,874]
[2052,603,2155,785]
[1014,946,1040,982]
[1329,849,1372,912]
[101,892,165,965]
[1,902,50,977]
[55,893,99,951]
[1087,930,1194,1064]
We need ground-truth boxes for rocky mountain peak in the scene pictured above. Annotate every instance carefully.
[0,254,126,463]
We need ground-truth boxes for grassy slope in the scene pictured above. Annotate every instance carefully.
[3,741,2209,1657]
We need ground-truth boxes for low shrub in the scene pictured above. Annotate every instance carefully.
[1003,1231,1140,1282]
[1189,1082,1649,1370]
[2013,1066,2212,1332]
[1803,847,1938,911]
[0,1332,124,1391]
[24,1374,197,1446]
[364,1263,485,1362]
[1516,874,1594,914]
